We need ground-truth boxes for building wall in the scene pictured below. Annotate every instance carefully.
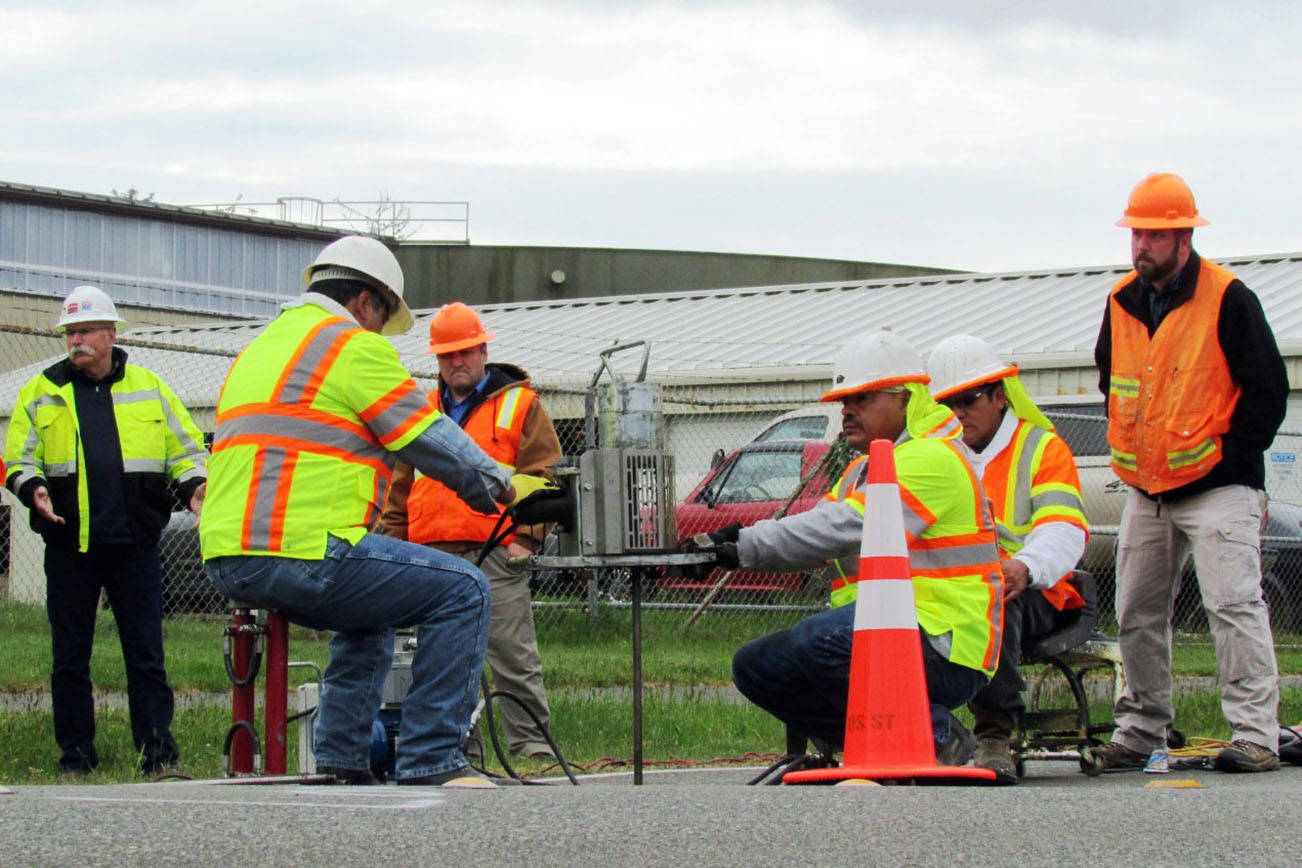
[0,185,339,319]
[395,244,955,308]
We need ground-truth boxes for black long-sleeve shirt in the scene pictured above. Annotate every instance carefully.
[71,357,135,544]
[1094,252,1289,500]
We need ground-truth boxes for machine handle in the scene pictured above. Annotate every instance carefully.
[588,340,650,389]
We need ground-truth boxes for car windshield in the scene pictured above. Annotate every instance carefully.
[754,415,830,442]
[700,448,804,504]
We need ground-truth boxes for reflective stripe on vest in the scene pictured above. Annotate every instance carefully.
[201,305,437,559]
[983,418,1088,611]
[407,385,536,545]
[825,439,1004,675]
[1106,260,1239,493]
[4,364,208,552]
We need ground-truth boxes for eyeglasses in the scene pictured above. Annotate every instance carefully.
[939,385,994,410]
[64,325,111,337]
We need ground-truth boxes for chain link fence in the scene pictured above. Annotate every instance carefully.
[3,324,1301,647]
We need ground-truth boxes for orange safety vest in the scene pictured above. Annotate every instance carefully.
[1107,261,1239,494]
[406,385,536,545]
[982,418,1088,611]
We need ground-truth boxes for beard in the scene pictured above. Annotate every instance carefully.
[1134,248,1180,285]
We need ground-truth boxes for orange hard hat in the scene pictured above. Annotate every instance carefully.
[1116,173,1209,229]
[427,302,495,354]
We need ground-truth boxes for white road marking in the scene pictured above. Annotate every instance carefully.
[53,793,444,811]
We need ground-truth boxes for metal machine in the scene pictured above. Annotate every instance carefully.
[514,342,713,783]
[555,341,676,558]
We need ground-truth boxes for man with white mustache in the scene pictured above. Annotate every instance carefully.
[4,286,208,776]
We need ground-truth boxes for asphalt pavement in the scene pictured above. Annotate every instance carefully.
[2,761,1297,866]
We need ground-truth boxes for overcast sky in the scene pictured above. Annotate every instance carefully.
[3,1,1299,273]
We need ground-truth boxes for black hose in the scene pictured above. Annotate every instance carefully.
[222,622,263,687]
[222,720,262,775]
[478,673,579,786]
[468,512,579,786]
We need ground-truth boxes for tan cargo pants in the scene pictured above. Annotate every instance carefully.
[1112,484,1279,753]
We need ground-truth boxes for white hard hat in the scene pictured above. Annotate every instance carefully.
[820,330,930,403]
[55,286,128,333]
[925,334,1017,400]
[303,236,412,336]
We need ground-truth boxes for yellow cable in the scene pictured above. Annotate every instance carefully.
[1167,736,1231,758]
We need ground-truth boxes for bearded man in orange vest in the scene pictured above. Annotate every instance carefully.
[381,303,563,761]
[1093,173,1288,773]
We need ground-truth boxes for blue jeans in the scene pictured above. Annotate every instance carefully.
[206,533,490,780]
[731,605,988,752]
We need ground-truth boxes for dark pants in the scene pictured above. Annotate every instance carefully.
[45,542,178,771]
[731,605,988,752]
[968,590,1059,737]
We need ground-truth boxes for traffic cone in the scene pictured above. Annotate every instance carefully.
[784,438,996,784]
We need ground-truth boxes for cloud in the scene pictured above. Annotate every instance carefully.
[0,0,1298,270]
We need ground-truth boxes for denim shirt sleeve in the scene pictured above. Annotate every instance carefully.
[738,497,862,572]
[394,413,510,514]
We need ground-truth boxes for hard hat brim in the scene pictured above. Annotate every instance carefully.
[820,374,930,403]
[427,331,496,354]
[380,298,415,336]
[1116,215,1209,229]
[55,316,128,334]
[931,365,1018,400]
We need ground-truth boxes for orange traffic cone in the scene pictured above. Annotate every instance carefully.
[784,438,996,784]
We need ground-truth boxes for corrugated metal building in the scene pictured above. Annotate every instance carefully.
[0,181,345,318]
[5,250,1300,441]
[4,251,1301,603]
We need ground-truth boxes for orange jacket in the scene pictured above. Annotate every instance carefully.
[1106,260,1238,494]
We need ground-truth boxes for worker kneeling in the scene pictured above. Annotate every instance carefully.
[696,332,1004,764]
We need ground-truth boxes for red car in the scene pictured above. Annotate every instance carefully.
[662,438,848,594]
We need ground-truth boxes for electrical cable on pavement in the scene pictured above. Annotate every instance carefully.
[464,509,580,785]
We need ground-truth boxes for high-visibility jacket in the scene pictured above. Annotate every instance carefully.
[200,302,440,560]
[981,417,1087,611]
[407,380,539,545]
[4,353,208,552]
[1106,260,1239,493]
[826,436,1004,675]
[827,389,960,602]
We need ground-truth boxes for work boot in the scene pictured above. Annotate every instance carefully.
[1213,740,1281,773]
[973,737,1018,784]
[1081,740,1148,773]
[937,719,976,766]
[397,765,496,789]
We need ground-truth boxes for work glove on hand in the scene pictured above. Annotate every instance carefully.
[677,523,742,578]
[506,473,570,526]
[507,473,559,507]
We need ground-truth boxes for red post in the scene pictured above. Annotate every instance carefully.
[264,610,290,775]
[229,609,257,774]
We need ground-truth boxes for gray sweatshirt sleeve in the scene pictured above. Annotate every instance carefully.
[394,414,510,514]
[738,498,863,572]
